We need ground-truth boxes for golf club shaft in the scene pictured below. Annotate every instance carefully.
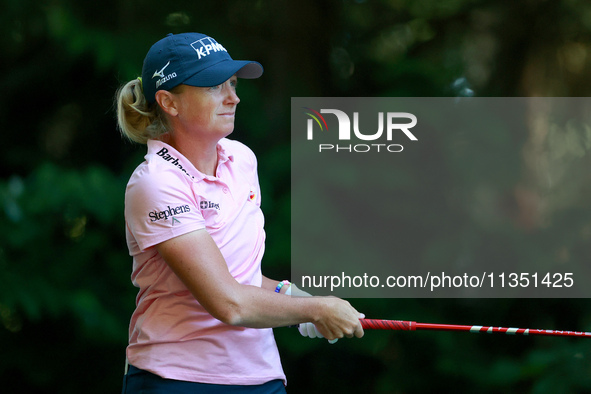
[360,319,591,338]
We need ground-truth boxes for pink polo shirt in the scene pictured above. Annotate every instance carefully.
[124,139,286,385]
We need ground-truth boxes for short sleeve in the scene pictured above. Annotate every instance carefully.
[125,164,205,252]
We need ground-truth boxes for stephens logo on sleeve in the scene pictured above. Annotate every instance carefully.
[149,204,191,222]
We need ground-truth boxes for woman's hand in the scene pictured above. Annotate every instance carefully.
[311,297,365,341]
[288,284,363,343]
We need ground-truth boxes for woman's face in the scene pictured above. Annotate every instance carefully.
[174,76,240,139]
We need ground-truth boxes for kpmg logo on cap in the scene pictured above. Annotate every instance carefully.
[190,37,228,60]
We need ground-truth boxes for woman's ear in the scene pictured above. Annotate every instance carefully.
[155,90,179,117]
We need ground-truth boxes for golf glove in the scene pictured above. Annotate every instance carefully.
[286,284,338,344]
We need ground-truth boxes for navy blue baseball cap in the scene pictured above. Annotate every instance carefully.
[141,33,263,104]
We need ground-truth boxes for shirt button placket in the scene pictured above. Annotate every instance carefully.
[220,182,233,201]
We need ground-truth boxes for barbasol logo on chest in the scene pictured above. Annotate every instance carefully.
[190,37,227,59]
[156,147,195,180]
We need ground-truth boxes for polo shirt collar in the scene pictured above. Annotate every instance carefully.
[216,140,235,165]
[147,140,202,182]
[147,139,234,182]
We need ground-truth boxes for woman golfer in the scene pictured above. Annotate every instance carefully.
[116,32,364,393]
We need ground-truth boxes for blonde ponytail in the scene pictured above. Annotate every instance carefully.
[115,79,170,144]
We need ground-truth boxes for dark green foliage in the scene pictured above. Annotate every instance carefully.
[0,164,134,392]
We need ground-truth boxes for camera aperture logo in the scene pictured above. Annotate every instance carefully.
[303,107,417,153]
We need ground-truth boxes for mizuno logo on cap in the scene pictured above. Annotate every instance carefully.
[190,37,227,60]
[152,61,171,79]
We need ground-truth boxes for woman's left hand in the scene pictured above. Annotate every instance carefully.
[288,284,339,344]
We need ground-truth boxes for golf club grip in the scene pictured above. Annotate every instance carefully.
[360,319,416,331]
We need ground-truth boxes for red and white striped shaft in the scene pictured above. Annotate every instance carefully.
[360,319,591,338]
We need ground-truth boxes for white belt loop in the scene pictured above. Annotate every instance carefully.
[124,357,129,375]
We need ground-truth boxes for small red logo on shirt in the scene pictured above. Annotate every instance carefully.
[249,190,256,201]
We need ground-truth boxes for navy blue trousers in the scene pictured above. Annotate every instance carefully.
[122,364,287,394]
